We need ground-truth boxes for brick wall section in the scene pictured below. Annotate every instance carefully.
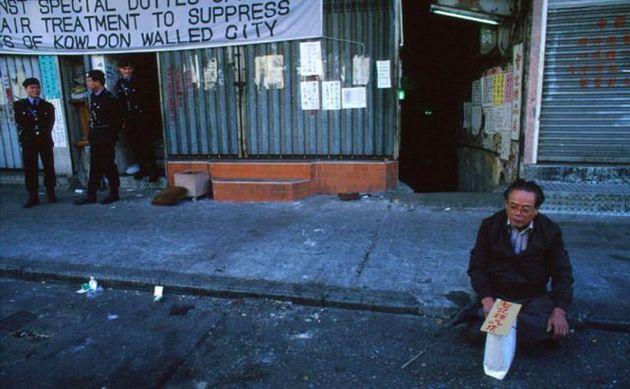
[167,161,398,201]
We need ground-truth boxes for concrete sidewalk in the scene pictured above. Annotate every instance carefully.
[1,184,628,321]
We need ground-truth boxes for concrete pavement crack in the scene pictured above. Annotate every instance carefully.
[156,311,228,386]
[355,203,391,278]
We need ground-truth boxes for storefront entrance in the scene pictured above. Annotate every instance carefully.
[399,0,479,192]
[58,53,165,186]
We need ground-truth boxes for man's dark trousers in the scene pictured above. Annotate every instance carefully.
[87,142,119,198]
[22,136,55,195]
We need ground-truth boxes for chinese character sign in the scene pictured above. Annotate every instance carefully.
[481,299,522,336]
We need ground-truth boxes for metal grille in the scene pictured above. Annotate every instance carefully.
[538,3,630,163]
[0,56,42,169]
[159,0,398,159]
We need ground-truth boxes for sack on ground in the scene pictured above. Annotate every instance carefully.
[152,186,188,206]
[483,324,517,380]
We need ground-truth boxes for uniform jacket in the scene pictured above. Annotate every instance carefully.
[115,76,145,121]
[467,210,573,311]
[13,98,55,145]
[89,89,122,146]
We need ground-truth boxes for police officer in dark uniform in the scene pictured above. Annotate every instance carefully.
[14,78,56,208]
[75,70,122,205]
[116,59,158,182]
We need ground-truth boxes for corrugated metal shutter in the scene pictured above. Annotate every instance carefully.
[0,55,42,169]
[159,0,399,159]
[538,2,630,163]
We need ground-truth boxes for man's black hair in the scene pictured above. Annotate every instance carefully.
[503,179,545,208]
[86,69,105,85]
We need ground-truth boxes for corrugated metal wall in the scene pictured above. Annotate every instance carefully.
[158,47,241,157]
[0,56,42,169]
[538,1,630,163]
[159,0,399,159]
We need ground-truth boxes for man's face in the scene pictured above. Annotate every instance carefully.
[25,84,41,98]
[505,189,538,228]
[86,77,101,91]
[119,65,134,78]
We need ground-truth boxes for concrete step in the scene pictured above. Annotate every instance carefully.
[211,178,312,202]
[538,181,630,216]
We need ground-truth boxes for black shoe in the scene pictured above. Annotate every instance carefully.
[99,193,119,204]
[47,191,57,203]
[23,195,39,208]
[462,321,485,346]
[74,196,97,205]
[450,301,483,326]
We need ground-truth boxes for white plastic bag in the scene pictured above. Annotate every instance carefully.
[483,323,517,380]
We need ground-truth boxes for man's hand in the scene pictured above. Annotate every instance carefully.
[547,307,569,339]
[481,297,495,317]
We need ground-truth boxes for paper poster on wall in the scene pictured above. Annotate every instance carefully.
[203,58,218,90]
[300,41,323,76]
[50,99,68,147]
[300,81,320,110]
[493,73,505,105]
[376,60,391,89]
[472,79,481,105]
[511,43,524,140]
[341,87,367,109]
[484,106,496,134]
[255,55,284,90]
[38,56,61,100]
[322,81,341,110]
[352,56,370,86]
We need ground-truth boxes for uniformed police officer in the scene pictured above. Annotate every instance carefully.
[116,59,158,182]
[14,78,56,208]
[75,70,122,205]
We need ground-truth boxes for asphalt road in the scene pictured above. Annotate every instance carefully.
[0,277,627,388]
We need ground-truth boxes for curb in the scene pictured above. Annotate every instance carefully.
[0,259,435,317]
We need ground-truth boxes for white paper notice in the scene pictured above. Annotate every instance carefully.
[353,56,370,85]
[341,87,367,109]
[472,79,482,105]
[300,41,322,76]
[511,43,524,140]
[376,60,391,89]
[203,58,218,90]
[255,55,284,89]
[50,99,68,147]
[300,81,320,110]
[322,81,341,110]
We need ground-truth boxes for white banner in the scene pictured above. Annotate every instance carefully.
[0,0,323,55]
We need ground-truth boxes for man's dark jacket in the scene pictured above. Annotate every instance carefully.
[468,210,573,311]
[89,89,122,146]
[14,98,55,145]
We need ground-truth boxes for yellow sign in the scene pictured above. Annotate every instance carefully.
[481,299,522,336]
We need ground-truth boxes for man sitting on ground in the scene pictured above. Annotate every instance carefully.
[454,179,573,346]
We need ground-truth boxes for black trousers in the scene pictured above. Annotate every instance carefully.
[22,137,55,194]
[125,116,157,175]
[87,143,120,198]
[512,293,556,346]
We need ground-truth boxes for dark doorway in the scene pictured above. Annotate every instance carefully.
[104,53,166,179]
[399,0,479,192]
